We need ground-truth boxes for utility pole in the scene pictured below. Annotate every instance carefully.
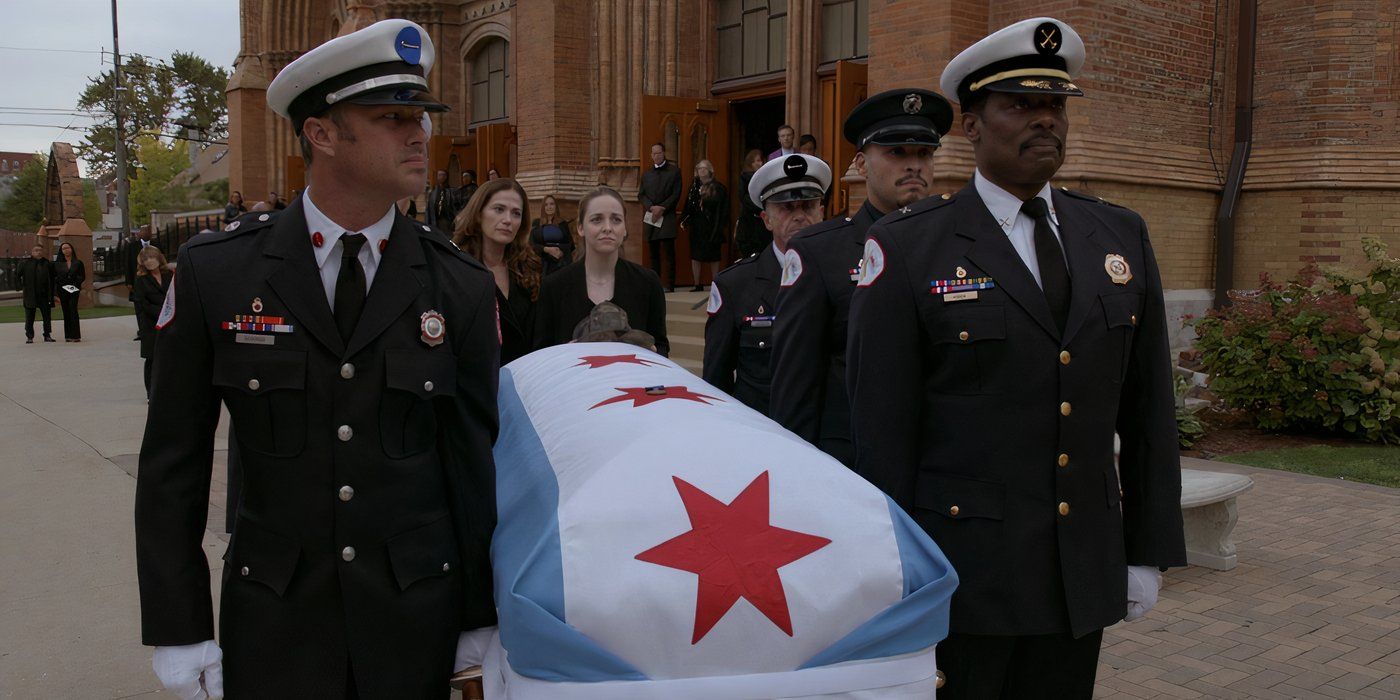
[111,0,131,242]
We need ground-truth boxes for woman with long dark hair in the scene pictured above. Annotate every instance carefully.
[134,246,171,397]
[453,178,540,364]
[54,241,85,342]
[734,149,769,257]
[529,194,576,277]
[533,186,670,356]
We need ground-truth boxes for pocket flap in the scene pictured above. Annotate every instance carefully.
[930,305,1007,344]
[385,349,458,399]
[738,326,773,349]
[387,515,459,591]
[213,348,306,394]
[228,518,301,596]
[1101,292,1142,329]
[915,473,1006,521]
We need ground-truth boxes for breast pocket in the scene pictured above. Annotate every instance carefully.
[214,348,307,458]
[380,349,458,459]
[922,304,1008,395]
[737,324,774,380]
[1100,292,1142,383]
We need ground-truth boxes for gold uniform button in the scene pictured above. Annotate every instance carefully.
[340,363,355,379]
[240,566,250,576]
[342,546,356,562]
[1131,314,1138,325]
[1060,402,1072,416]
[936,670,946,688]
[1058,453,1070,467]
[1059,351,1071,365]
[338,485,354,502]
[958,331,970,341]
[247,378,260,391]
[949,505,960,516]
[1059,502,1070,516]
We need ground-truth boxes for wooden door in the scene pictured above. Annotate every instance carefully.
[820,60,867,218]
[474,122,515,179]
[640,95,731,287]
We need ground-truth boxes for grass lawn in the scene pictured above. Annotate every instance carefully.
[0,305,134,324]
[1226,445,1400,488]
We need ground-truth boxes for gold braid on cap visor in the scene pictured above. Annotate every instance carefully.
[968,68,1073,93]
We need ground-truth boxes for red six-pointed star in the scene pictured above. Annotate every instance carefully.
[588,386,721,409]
[635,471,831,644]
[574,354,664,369]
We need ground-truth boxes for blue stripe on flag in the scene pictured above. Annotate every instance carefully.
[492,369,646,682]
[798,497,958,669]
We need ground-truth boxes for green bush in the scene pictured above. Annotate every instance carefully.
[1192,238,1400,443]
[1174,374,1206,448]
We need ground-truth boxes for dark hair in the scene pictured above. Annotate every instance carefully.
[452,178,541,301]
[58,241,77,263]
[297,106,351,164]
[799,134,817,148]
[777,124,795,133]
[465,169,477,182]
[651,142,665,152]
[743,149,764,173]
[539,194,561,224]
[960,92,989,115]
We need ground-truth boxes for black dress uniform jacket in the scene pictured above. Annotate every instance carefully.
[134,200,500,698]
[769,201,882,466]
[703,245,781,414]
[846,183,1186,638]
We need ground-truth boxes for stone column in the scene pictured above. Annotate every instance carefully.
[226,56,269,203]
[515,1,598,205]
[785,0,820,137]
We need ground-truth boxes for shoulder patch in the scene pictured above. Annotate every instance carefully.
[707,283,723,315]
[154,272,176,330]
[856,238,886,287]
[780,249,804,287]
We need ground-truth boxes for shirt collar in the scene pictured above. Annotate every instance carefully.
[303,188,396,270]
[974,169,1057,232]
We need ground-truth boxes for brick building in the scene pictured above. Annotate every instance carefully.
[226,0,1400,315]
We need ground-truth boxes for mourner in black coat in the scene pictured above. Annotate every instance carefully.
[639,144,682,289]
[134,20,498,699]
[847,19,1186,698]
[17,245,55,342]
[132,251,171,395]
[530,196,575,278]
[54,243,85,341]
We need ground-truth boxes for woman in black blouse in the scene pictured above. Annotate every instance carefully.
[54,241,85,342]
[529,194,575,277]
[133,246,171,397]
[453,177,540,364]
[533,186,670,356]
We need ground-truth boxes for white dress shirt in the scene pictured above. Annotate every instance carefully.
[973,169,1065,290]
[302,189,394,310]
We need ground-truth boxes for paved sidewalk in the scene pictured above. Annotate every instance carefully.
[0,315,1396,698]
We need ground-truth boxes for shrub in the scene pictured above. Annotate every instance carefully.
[1192,238,1399,443]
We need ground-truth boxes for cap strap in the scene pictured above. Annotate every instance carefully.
[326,74,429,104]
[969,67,1072,93]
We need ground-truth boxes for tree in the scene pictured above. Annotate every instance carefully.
[0,155,48,232]
[127,135,190,223]
[75,53,229,179]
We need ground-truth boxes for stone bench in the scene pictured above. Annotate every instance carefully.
[1180,469,1254,571]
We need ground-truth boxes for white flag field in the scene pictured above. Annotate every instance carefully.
[486,343,958,698]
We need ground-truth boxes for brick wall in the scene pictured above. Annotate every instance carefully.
[1234,192,1400,288]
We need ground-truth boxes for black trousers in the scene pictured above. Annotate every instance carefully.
[649,238,676,289]
[23,306,53,339]
[937,629,1104,699]
[59,292,81,339]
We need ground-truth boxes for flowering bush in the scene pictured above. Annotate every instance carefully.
[1192,238,1399,443]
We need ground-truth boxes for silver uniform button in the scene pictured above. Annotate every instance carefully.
[337,425,353,442]
[442,562,451,572]
[342,546,356,562]
[247,378,260,391]
[340,363,355,379]
[758,341,766,349]
[339,485,354,502]
[240,566,249,576]
[258,213,270,222]
[423,380,434,392]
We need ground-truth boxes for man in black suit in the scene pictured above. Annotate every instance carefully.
[639,143,681,291]
[846,18,1185,698]
[703,154,830,414]
[17,244,55,343]
[426,169,458,230]
[135,19,500,698]
[769,87,951,466]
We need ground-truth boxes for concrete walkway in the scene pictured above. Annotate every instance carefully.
[0,315,1396,698]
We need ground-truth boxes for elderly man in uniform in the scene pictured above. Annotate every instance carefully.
[846,18,1186,697]
[134,19,500,699]
[703,154,830,415]
[769,88,952,466]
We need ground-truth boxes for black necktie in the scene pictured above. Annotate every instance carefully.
[1020,197,1070,334]
[334,233,367,342]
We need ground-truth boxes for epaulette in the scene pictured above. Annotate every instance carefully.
[884,191,957,224]
[186,210,278,249]
[718,252,759,277]
[414,221,488,271]
[791,215,853,243]
[1058,186,1124,208]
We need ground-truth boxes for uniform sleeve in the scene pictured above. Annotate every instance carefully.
[1115,219,1187,568]
[702,276,738,393]
[439,272,503,629]
[770,238,827,445]
[846,227,925,508]
[134,250,223,645]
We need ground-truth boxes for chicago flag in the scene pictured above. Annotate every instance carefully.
[488,343,958,698]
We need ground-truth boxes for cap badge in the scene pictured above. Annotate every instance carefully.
[903,93,923,114]
[1036,23,1062,55]
[782,154,807,179]
[420,309,446,346]
[251,297,264,313]
[1105,254,1133,284]
[395,27,423,65]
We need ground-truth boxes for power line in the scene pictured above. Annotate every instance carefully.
[0,45,106,55]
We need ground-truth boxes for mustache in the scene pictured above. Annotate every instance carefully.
[1021,134,1063,151]
[897,175,927,186]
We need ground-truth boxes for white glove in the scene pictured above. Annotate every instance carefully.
[1125,565,1162,622]
[152,639,224,699]
[455,627,497,672]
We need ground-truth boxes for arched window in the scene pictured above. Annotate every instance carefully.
[470,38,510,125]
[820,0,868,63]
[716,0,787,80]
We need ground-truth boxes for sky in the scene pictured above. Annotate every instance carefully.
[0,0,240,173]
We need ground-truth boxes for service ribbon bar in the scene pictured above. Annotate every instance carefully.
[930,277,996,294]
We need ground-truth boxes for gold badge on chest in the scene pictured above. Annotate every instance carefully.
[1105,254,1132,285]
